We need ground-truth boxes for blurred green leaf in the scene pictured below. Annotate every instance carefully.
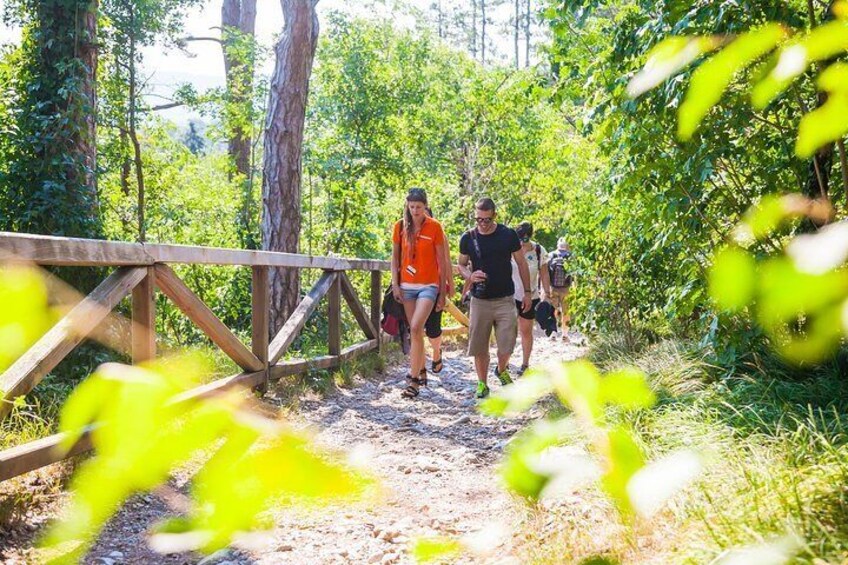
[0,266,51,373]
[709,247,756,312]
[752,19,848,109]
[627,450,702,519]
[627,36,721,98]
[550,360,603,424]
[411,536,463,563]
[500,419,572,500]
[600,427,645,517]
[479,370,553,417]
[796,63,848,158]
[679,24,786,140]
[600,368,656,410]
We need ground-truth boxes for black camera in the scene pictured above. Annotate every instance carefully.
[470,280,487,299]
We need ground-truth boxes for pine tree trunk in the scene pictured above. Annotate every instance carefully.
[481,0,487,65]
[471,0,477,60]
[262,0,320,335]
[514,0,519,68]
[524,0,531,67]
[222,0,258,248]
[78,0,98,194]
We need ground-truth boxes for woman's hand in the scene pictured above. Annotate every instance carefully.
[436,293,446,312]
[392,284,403,303]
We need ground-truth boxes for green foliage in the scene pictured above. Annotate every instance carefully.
[39,350,363,561]
[484,358,701,522]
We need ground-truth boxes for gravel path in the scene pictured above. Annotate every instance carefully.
[4,331,586,565]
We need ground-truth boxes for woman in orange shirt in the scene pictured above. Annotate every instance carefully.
[392,188,448,398]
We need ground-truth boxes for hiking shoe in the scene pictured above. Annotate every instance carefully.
[475,381,490,399]
[518,364,529,376]
[494,367,513,386]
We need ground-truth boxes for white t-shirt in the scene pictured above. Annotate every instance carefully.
[512,242,548,301]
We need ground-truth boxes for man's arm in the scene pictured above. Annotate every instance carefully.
[458,253,473,281]
[513,249,532,311]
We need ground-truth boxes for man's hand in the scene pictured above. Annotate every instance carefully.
[470,270,487,283]
[521,294,532,313]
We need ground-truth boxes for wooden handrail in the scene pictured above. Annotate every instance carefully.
[0,232,390,271]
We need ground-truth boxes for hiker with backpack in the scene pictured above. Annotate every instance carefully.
[391,188,449,399]
[458,198,532,399]
[510,222,552,374]
[548,237,574,342]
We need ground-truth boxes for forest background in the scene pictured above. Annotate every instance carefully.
[4,0,848,562]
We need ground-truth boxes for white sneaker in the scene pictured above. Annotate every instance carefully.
[550,331,560,341]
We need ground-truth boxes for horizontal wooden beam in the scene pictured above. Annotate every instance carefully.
[441,326,468,336]
[0,369,267,482]
[0,426,95,483]
[268,271,337,365]
[0,232,389,271]
[1,267,148,419]
[154,265,264,372]
[169,370,267,404]
[269,356,339,380]
[340,339,379,362]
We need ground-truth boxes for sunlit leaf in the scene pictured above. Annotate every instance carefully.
[600,427,645,517]
[709,247,756,312]
[0,266,50,372]
[411,536,463,563]
[626,450,702,519]
[599,368,655,410]
[796,63,848,157]
[786,220,848,274]
[500,419,572,500]
[757,257,848,328]
[627,36,722,98]
[678,24,786,140]
[478,369,553,417]
[752,19,848,108]
[550,360,603,424]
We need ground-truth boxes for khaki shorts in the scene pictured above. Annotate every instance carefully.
[467,296,518,357]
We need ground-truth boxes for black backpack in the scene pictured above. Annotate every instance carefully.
[548,250,572,289]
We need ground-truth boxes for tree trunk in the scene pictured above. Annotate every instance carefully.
[481,0,487,65]
[514,0,519,68]
[524,0,531,67]
[471,0,477,60]
[222,0,258,248]
[261,0,320,335]
[78,0,98,194]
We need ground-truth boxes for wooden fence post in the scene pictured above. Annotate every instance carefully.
[328,271,341,357]
[132,267,156,363]
[371,270,382,350]
[252,266,269,393]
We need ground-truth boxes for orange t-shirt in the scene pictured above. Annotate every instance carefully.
[392,217,446,287]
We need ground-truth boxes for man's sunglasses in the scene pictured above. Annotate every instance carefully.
[475,217,494,225]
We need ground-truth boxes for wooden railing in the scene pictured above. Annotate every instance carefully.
[0,232,467,483]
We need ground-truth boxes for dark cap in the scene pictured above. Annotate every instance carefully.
[515,222,533,238]
[406,188,427,203]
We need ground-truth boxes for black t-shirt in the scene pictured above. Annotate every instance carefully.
[459,224,521,299]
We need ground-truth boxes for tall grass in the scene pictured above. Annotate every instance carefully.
[524,337,848,564]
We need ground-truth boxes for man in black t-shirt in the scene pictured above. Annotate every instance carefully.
[458,198,531,399]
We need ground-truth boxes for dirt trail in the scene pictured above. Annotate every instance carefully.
[5,331,586,565]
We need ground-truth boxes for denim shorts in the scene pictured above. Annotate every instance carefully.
[402,285,439,302]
